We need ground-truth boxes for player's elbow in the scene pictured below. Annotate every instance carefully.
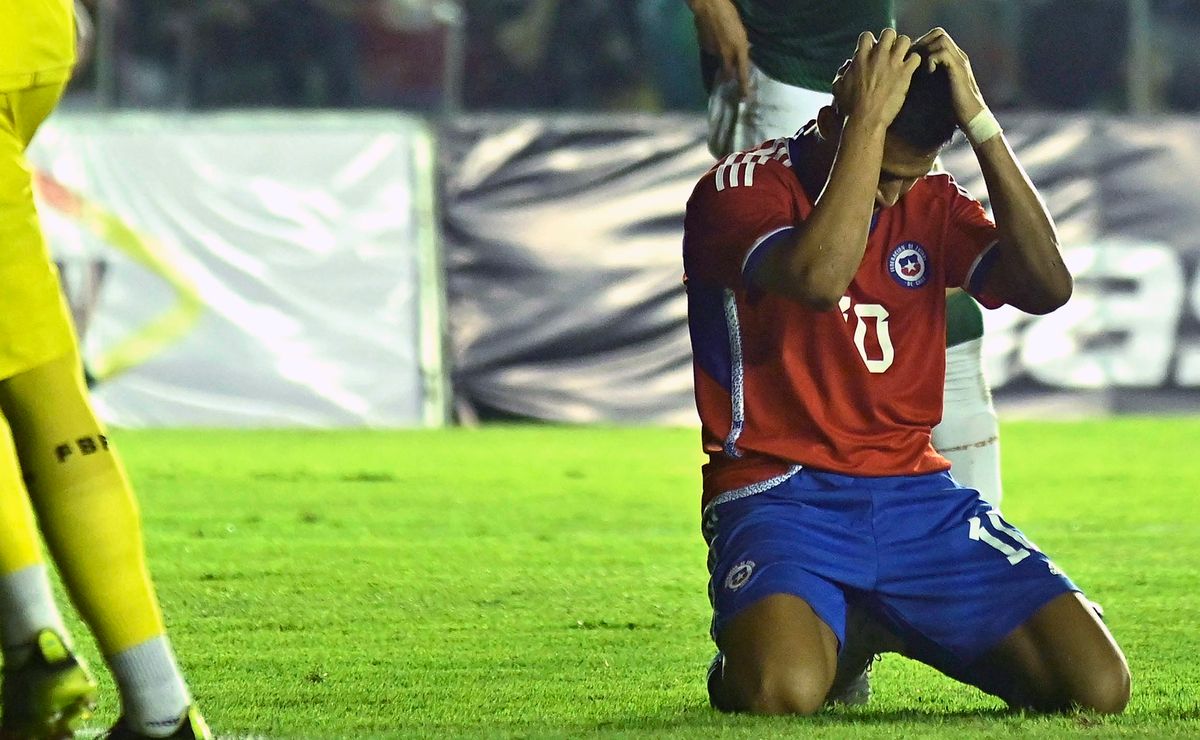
[1020,272,1073,315]
[796,289,843,312]
[775,278,843,311]
[1046,271,1074,311]
[752,235,855,310]
[792,267,851,311]
[757,267,846,311]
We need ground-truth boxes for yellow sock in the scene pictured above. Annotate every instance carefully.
[35,462,166,655]
[0,413,74,655]
[0,352,164,656]
[0,413,42,576]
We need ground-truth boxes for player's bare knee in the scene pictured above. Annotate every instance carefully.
[1072,660,1131,714]
[738,662,830,716]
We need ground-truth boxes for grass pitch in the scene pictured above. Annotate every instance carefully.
[58,419,1200,738]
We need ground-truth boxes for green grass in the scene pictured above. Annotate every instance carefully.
[53,419,1200,738]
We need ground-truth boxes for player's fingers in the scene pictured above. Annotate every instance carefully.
[912,28,935,46]
[924,49,957,75]
[721,55,740,91]
[877,26,898,51]
[892,33,912,62]
[735,49,751,97]
[902,51,922,76]
[920,27,947,44]
[917,35,949,70]
[913,27,944,53]
[921,44,943,73]
[929,26,959,50]
[854,30,876,60]
[917,34,947,52]
[831,61,849,100]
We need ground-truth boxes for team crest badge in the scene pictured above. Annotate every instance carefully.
[888,241,930,288]
[725,561,755,591]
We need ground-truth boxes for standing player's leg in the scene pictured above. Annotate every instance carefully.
[706,61,831,158]
[0,351,209,738]
[0,78,209,740]
[0,412,98,738]
[933,292,1003,507]
[0,78,100,738]
[735,67,831,151]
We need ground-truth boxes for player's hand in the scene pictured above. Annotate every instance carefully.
[914,27,987,127]
[690,0,751,97]
[833,29,922,130]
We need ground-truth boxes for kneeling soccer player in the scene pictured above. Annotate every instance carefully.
[682,27,1129,714]
[0,2,210,738]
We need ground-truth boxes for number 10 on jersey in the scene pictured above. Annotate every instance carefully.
[840,296,894,373]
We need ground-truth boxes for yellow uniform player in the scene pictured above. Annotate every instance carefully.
[0,2,210,737]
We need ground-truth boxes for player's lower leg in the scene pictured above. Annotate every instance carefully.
[824,603,905,707]
[934,294,1003,507]
[0,415,98,737]
[969,593,1130,714]
[710,594,840,715]
[0,354,197,736]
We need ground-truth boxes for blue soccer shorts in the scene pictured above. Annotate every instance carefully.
[704,467,1079,675]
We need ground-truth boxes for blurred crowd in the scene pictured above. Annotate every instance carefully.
[66,0,1200,113]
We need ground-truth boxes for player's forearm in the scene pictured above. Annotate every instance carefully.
[760,119,885,309]
[975,135,1072,314]
[686,0,729,14]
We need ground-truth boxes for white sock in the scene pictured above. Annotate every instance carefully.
[0,564,70,665]
[933,338,1004,507]
[110,636,191,737]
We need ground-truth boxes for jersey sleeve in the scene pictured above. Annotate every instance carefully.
[683,158,802,288]
[938,174,1004,309]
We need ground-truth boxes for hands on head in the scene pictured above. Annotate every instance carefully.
[833,27,987,132]
[832,28,922,130]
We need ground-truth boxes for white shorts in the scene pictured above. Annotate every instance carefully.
[706,62,832,158]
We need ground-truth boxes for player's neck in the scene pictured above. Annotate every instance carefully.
[796,130,836,197]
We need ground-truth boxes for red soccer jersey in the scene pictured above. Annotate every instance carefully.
[683,133,1002,507]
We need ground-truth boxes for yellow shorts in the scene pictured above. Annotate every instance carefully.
[0,77,78,380]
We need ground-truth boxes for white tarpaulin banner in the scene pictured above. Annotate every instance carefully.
[29,113,446,427]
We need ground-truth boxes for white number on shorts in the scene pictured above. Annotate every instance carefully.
[968,512,1032,565]
[841,297,894,373]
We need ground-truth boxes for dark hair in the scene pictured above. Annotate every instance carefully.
[889,51,958,152]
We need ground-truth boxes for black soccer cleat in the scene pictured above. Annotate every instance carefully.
[105,706,211,740]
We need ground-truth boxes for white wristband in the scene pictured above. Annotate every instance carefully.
[965,107,1003,147]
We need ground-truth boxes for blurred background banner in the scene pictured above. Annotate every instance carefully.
[440,114,710,424]
[29,112,447,428]
[442,114,1200,422]
[26,110,1200,427]
[42,0,1200,426]
[941,115,1200,416]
